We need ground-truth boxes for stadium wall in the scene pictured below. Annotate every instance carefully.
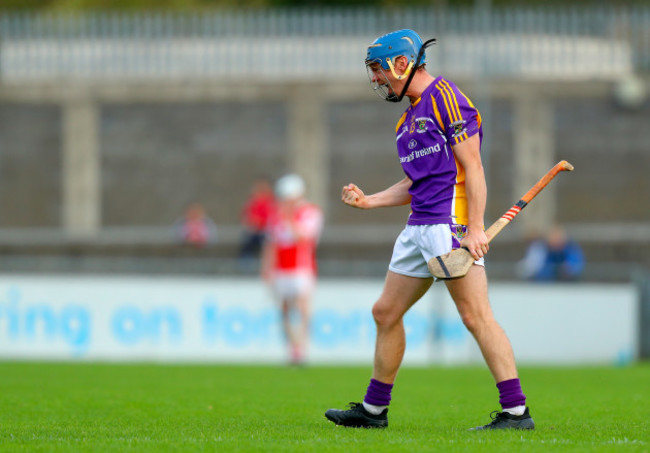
[0,275,638,366]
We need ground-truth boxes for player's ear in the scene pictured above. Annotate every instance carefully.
[394,55,409,71]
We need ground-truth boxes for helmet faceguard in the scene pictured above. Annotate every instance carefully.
[365,29,436,102]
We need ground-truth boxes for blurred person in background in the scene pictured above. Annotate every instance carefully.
[173,202,217,247]
[325,29,534,431]
[239,177,275,271]
[518,224,585,282]
[261,174,323,365]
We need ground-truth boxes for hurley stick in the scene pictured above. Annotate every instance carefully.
[427,160,574,279]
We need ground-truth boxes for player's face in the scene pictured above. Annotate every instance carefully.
[366,61,397,100]
[367,62,385,83]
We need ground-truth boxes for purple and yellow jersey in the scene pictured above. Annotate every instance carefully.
[395,76,482,226]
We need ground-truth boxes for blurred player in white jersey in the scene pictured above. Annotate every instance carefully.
[261,174,323,365]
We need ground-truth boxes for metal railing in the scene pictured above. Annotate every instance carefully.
[0,6,648,80]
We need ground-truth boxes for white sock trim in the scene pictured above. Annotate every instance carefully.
[362,401,387,415]
[502,405,526,416]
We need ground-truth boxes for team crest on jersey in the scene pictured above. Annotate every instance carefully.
[410,117,432,134]
[451,119,467,138]
[414,117,435,134]
[452,224,467,241]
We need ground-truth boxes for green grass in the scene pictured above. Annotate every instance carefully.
[0,362,648,452]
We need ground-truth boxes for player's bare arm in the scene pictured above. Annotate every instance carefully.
[452,134,489,260]
[342,177,412,209]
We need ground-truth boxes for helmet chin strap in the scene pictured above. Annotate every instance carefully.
[385,38,437,103]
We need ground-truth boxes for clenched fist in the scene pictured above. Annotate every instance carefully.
[341,183,369,209]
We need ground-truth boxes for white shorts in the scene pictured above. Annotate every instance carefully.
[271,271,315,300]
[388,224,485,278]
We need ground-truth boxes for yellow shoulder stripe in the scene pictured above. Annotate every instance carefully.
[457,87,482,129]
[441,79,464,124]
[395,112,407,133]
[435,82,457,123]
[431,94,445,132]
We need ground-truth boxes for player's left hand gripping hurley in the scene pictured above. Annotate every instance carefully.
[428,160,574,279]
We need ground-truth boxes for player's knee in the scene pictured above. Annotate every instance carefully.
[459,311,479,333]
[372,302,400,327]
[458,308,491,334]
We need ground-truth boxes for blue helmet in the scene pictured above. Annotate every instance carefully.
[365,29,426,72]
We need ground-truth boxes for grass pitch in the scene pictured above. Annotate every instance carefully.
[0,362,648,452]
